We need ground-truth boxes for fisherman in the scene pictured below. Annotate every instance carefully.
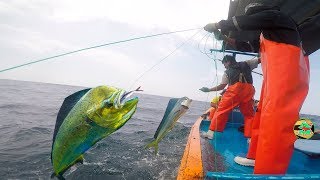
[203,3,309,174]
[200,55,259,140]
[201,96,221,120]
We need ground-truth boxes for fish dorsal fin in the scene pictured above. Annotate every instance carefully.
[51,88,91,159]
[154,98,179,139]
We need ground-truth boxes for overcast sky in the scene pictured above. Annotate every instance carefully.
[0,0,319,115]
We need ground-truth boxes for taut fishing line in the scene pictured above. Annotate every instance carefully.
[128,29,203,90]
[0,28,201,73]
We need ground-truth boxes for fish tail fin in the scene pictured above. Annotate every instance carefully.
[51,155,83,180]
[145,140,159,155]
[57,175,66,180]
[75,155,84,164]
[51,173,65,180]
[50,173,55,179]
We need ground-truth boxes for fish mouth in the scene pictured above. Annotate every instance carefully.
[114,90,125,109]
[102,89,138,110]
[113,89,140,109]
[112,90,135,109]
[104,90,128,109]
[91,89,138,129]
[113,90,138,128]
[181,97,192,109]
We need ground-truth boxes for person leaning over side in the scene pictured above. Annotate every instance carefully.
[200,55,260,141]
[201,96,221,120]
[203,3,309,174]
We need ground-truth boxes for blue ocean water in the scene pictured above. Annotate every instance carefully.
[0,79,208,179]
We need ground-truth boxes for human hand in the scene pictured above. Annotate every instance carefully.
[199,87,211,92]
[213,29,224,40]
[204,23,218,33]
[201,113,208,119]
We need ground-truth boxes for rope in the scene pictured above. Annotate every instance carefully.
[0,28,201,73]
[128,29,203,90]
[197,33,219,112]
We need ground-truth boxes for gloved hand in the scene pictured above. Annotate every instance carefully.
[204,23,218,33]
[213,29,224,41]
[201,113,208,119]
[199,87,211,92]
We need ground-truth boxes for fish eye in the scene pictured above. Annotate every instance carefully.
[103,99,114,108]
[105,102,113,108]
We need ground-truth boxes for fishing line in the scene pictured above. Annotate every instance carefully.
[0,28,201,73]
[197,32,221,173]
[128,29,203,90]
[212,36,220,174]
[198,33,223,113]
[198,33,221,60]
[197,33,210,55]
[204,34,216,60]
[199,33,223,109]
[218,35,236,140]
[202,33,234,173]
[197,33,217,112]
[198,34,262,77]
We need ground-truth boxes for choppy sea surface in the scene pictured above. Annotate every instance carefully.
[0,79,319,180]
[0,79,208,180]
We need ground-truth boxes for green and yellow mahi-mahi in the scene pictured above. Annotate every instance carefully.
[51,86,139,179]
[146,97,192,154]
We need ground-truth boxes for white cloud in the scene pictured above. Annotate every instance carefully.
[81,48,143,74]
[0,0,55,16]
[1,0,319,115]
[50,0,229,29]
[0,1,22,15]
[0,24,71,55]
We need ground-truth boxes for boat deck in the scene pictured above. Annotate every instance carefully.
[200,112,320,179]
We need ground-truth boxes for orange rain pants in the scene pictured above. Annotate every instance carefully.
[208,107,217,121]
[247,36,309,174]
[209,82,255,138]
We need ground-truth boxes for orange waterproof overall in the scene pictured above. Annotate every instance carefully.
[208,107,217,121]
[209,82,255,138]
[247,35,309,174]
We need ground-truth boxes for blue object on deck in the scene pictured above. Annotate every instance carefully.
[201,110,320,179]
[205,172,320,179]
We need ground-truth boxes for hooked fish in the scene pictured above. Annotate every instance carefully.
[146,97,192,154]
[51,86,139,179]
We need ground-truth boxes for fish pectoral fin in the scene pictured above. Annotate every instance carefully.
[50,172,65,180]
[85,106,107,125]
[86,106,100,119]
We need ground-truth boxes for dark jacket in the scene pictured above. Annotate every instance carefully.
[225,62,253,85]
[218,7,300,48]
